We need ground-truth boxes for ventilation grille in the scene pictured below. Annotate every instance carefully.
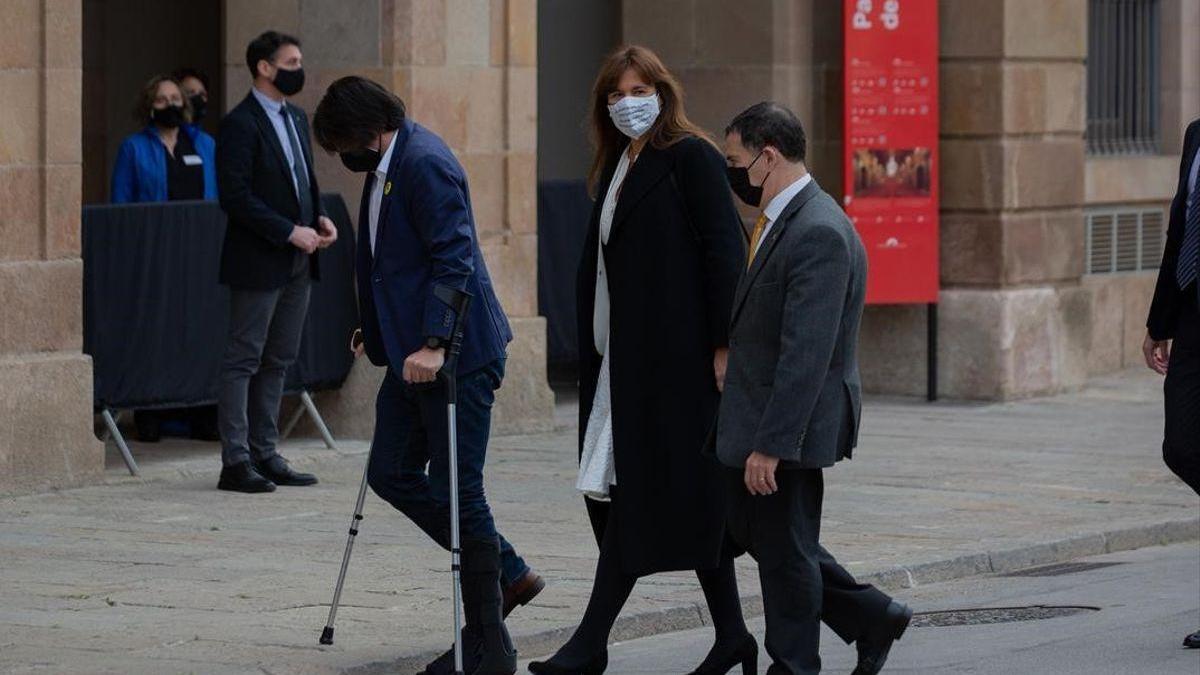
[1086,207,1165,274]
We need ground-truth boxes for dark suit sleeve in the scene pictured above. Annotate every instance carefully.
[216,113,296,247]
[674,138,746,347]
[409,152,475,341]
[1147,121,1199,341]
[753,224,852,461]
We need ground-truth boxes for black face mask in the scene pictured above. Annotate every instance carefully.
[726,150,770,207]
[339,146,380,173]
[151,105,185,129]
[188,94,207,123]
[273,66,305,96]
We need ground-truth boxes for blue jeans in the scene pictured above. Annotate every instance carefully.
[367,358,529,587]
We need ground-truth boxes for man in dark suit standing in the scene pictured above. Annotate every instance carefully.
[215,31,338,493]
[312,76,535,675]
[716,102,911,675]
[1143,118,1200,650]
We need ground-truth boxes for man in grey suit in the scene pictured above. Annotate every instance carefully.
[717,102,912,675]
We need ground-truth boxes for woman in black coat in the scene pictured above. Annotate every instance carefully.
[530,46,751,675]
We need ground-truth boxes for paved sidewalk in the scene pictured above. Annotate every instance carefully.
[0,369,1196,674]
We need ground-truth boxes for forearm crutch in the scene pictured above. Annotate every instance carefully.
[434,285,473,675]
[319,441,372,645]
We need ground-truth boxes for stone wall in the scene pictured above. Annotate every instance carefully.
[221,0,554,437]
[0,0,104,492]
[866,0,1094,400]
[622,0,1095,400]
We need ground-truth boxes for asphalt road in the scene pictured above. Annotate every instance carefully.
[522,542,1200,674]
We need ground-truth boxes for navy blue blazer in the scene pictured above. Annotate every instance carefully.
[357,119,512,375]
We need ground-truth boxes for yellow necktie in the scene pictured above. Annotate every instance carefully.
[747,214,768,268]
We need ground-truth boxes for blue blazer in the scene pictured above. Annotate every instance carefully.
[357,119,512,375]
[111,124,218,203]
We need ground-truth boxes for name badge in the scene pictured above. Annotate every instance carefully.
[182,154,203,166]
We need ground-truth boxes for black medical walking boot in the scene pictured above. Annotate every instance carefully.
[461,537,517,675]
[419,627,482,675]
[421,567,547,674]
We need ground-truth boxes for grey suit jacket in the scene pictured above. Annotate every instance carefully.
[715,178,867,469]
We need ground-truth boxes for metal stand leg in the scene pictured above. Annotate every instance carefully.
[927,302,939,402]
[319,444,373,645]
[101,409,139,476]
[300,391,338,450]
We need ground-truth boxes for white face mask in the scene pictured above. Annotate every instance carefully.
[607,94,661,139]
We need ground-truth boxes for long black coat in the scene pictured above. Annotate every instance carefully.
[575,135,745,575]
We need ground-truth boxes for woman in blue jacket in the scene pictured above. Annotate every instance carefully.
[111,75,220,443]
[111,75,218,203]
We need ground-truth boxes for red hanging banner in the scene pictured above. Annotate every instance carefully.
[843,0,939,305]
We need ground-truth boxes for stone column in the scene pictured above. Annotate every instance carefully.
[934,0,1091,399]
[221,0,554,436]
[1159,0,1200,153]
[0,0,104,492]
[860,1,1092,399]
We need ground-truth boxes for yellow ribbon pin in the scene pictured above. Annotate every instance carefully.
[384,181,392,195]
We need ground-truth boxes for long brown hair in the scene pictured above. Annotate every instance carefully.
[587,45,713,195]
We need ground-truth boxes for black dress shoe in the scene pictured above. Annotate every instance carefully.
[853,600,913,675]
[527,650,607,675]
[1184,630,1200,648]
[255,455,318,486]
[687,632,757,674]
[217,461,276,493]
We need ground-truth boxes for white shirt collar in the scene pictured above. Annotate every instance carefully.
[374,131,397,180]
[762,173,813,223]
[251,86,286,114]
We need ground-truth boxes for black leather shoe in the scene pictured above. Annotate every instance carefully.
[853,600,913,675]
[255,455,318,486]
[527,650,607,675]
[504,569,546,618]
[1184,630,1200,648]
[217,461,276,493]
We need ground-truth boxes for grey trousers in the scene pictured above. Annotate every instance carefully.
[218,254,311,468]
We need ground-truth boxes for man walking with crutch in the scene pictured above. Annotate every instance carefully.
[313,76,540,675]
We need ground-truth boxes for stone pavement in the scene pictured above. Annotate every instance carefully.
[0,369,1196,675]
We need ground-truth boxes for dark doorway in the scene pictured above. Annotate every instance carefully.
[536,0,620,386]
[82,0,223,204]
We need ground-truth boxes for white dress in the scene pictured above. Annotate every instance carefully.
[577,148,633,502]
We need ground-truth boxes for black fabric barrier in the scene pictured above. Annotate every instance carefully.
[82,195,358,411]
[537,179,593,371]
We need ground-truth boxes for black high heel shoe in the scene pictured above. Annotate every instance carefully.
[527,650,608,675]
[686,633,758,675]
